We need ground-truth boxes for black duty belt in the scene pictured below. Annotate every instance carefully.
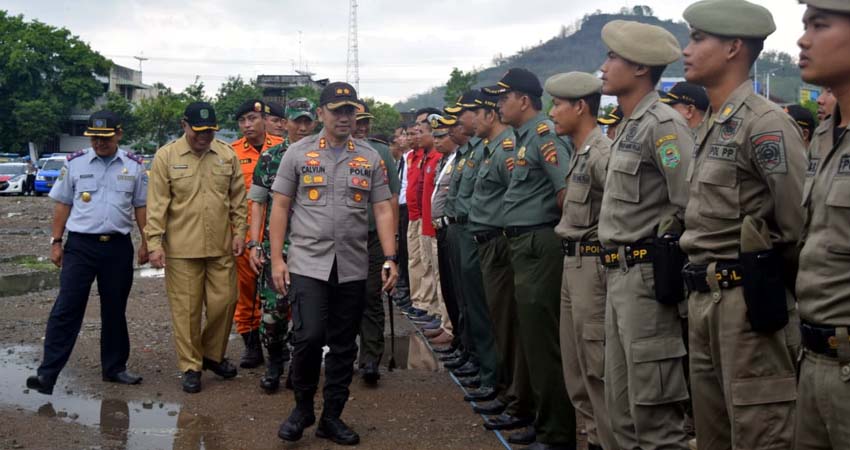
[455,215,469,225]
[69,231,128,242]
[473,229,503,245]
[801,321,850,358]
[562,240,603,257]
[681,262,744,293]
[600,243,653,268]
[503,222,556,238]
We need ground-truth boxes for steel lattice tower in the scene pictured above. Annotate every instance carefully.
[346,0,360,92]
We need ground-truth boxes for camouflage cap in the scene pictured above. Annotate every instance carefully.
[544,72,602,100]
[799,0,850,13]
[684,0,776,39]
[601,20,681,66]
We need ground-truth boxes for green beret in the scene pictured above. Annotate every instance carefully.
[800,0,850,13]
[544,72,602,99]
[684,0,776,39]
[601,20,681,66]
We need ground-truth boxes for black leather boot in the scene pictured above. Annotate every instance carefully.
[260,344,285,393]
[278,390,316,442]
[240,330,264,369]
[316,400,359,445]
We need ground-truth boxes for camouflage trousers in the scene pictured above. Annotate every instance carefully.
[258,242,291,349]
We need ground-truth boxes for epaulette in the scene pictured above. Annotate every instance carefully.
[214,138,230,146]
[502,138,515,150]
[368,137,389,146]
[67,149,87,161]
[536,122,551,136]
[124,151,144,165]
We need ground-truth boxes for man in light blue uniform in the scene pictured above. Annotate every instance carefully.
[26,110,149,395]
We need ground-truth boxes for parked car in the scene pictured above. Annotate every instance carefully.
[34,157,66,196]
[0,162,27,195]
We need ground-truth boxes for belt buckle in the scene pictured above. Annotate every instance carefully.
[98,235,111,242]
[829,335,839,350]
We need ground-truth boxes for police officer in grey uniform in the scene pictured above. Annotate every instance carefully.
[268,82,397,446]
[27,110,148,395]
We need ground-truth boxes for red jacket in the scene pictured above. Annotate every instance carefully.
[406,148,425,221]
[421,148,441,237]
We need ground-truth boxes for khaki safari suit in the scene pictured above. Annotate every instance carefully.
[146,136,248,372]
[680,81,804,450]
[554,127,617,450]
[796,109,850,450]
[598,91,693,450]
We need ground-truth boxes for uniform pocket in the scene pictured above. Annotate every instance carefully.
[608,154,641,203]
[697,162,740,219]
[346,174,371,208]
[731,376,796,448]
[825,178,850,254]
[212,164,233,191]
[77,178,99,194]
[582,323,605,380]
[169,167,195,194]
[566,184,592,227]
[300,176,328,207]
[630,336,689,405]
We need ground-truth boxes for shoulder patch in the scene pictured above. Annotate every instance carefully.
[67,149,87,161]
[719,118,742,143]
[658,141,681,169]
[502,138,514,150]
[124,151,144,164]
[541,141,559,166]
[752,131,787,175]
[536,122,550,136]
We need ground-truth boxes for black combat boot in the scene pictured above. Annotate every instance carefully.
[315,399,359,445]
[278,390,316,442]
[239,329,264,368]
[260,343,285,393]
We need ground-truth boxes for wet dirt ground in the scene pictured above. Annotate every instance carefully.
[0,196,590,450]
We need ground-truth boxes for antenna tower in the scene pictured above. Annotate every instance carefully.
[346,0,360,91]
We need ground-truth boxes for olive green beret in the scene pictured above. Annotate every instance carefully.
[800,0,850,13]
[544,72,602,99]
[684,0,776,39]
[601,20,681,66]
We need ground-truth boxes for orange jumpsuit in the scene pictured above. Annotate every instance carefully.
[231,133,283,335]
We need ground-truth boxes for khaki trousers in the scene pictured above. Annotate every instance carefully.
[605,261,689,450]
[165,256,238,372]
[406,219,425,309]
[795,350,850,450]
[561,253,618,450]
[418,233,440,316]
[430,237,451,334]
[689,283,799,450]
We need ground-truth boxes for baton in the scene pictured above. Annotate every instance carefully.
[383,266,397,372]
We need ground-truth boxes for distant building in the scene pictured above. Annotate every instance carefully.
[257,71,329,105]
[45,64,157,154]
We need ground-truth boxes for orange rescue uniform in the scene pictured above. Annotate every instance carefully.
[231,133,283,334]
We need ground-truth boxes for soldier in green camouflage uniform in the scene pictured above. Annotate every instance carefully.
[248,99,317,393]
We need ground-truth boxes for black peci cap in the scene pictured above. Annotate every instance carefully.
[265,102,284,118]
[235,99,266,120]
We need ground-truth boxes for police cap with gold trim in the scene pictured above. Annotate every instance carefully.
[429,113,456,137]
[482,68,543,98]
[684,0,776,39]
[544,72,603,100]
[444,91,479,115]
[799,0,850,12]
[601,20,681,66]
[84,110,122,137]
[319,82,360,110]
[597,106,623,126]
[183,102,219,131]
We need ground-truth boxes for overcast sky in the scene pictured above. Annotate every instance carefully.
[5,0,807,104]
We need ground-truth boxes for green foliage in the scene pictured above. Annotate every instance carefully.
[363,98,402,137]
[135,85,187,151]
[182,77,208,102]
[104,92,140,145]
[0,11,110,151]
[443,68,477,106]
[213,76,262,131]
[288,85,321,106]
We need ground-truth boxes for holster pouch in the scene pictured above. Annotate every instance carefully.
[652,233,687,305]
[739,248,788,333]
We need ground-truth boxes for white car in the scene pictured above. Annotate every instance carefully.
[0,163,27,195]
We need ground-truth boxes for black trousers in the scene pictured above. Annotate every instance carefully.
[289,263,366,404]
[397,204,410,290]
[436,226,463,349]
[38,232,133,382]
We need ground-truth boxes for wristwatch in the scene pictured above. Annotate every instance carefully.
[384,255,398,263]
[246,240,259,249]
[50,236,63,245]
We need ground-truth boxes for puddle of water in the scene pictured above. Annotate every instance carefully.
[0,345,218,450]
[0,271,59,296]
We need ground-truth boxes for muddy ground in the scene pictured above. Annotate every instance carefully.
[0,195,589,450]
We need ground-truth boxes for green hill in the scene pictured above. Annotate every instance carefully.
[394,9,801,111]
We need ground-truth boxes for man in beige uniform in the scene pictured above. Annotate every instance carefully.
[678,3,805,450]
[146,102,248,393]
[546,72,616,450]
[597,21,693,449]
[796,2,850,449]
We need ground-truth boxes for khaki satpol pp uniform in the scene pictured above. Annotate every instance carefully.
[597,20,693,450]
[679,3,805,449]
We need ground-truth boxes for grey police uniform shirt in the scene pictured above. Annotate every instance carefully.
[271,131,392,283]
[49,148,147,235]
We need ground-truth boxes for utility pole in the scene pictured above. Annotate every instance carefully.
[346,0,360,92]
[133,55,149,82]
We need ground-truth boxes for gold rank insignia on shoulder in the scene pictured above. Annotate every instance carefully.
[347,140,355,151]
[502,138,514,150]
[243,141,250,149]
[536,123,550,136]
[266,137,272,146]
[319,138,327,149]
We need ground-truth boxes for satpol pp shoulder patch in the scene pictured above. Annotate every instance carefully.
[752,131,787,175]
